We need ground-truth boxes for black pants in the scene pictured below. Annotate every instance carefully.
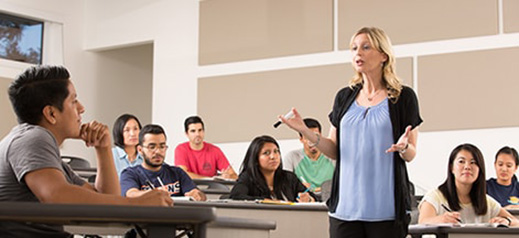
[329,217,401,238]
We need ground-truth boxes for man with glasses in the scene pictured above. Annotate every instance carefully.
[120,124,206,201]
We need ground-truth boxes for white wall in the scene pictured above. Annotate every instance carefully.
[84,0,199,164]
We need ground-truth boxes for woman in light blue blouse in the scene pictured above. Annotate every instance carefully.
[112,114,143,178]
[281,27,422,238]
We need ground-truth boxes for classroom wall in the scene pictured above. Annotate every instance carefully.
[197,0,519,192]
[1,0,518,192]
[0,0,155,165]
[83,0,199,165]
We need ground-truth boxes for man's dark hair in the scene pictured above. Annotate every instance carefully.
[113,114,142,148]
[298,118,322,137]
[184,116,204,132]
[139,124,167,145]
[8,65,70,125]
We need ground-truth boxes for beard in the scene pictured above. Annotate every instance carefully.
[143,154,163,168]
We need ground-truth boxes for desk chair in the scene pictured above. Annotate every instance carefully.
[320,179,332,202]
[61,155,91,169]
[61,156,96,183]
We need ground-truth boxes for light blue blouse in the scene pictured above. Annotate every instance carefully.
[330,98,395,221]
[112,146,143,178]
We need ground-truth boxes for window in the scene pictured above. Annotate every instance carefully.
[0,12,43,64]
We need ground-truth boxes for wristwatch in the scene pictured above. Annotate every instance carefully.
[399,143,409,154]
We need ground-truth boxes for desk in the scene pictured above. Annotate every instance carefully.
[508,209,519,220]
[0,202,215,238]
[408,224,519,238]
[193,178,236,199]
[175,200,329,238]
[66,216,276,238]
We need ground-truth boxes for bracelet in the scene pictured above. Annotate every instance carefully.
[307,132,321,147]
[399,143,409,154]
[502,216,512,225]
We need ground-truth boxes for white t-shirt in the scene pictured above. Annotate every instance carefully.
[419,188,501,223]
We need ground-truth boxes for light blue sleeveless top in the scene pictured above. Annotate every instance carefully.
[330,98,395,221]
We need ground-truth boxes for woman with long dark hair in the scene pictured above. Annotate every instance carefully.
[230,135,315,202]
[419,144,518,226]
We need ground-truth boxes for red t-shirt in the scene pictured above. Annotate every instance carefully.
[174,142,230,177]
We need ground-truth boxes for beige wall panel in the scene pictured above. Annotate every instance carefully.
[397,57,413,87]
[198,58,413,143]
[504,0,519,33]
[199,0,333,65]
[418,47,519,132]
[0,77,18,138]
[338,0,498,49]
[92,44,153,131]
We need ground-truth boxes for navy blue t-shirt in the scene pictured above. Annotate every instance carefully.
[487,176,519,207]
[120,164,197,197]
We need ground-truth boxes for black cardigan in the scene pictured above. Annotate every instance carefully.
[229,170,315,202]
[327,84,423,237]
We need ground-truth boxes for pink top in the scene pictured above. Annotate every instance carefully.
[174,142,230,177]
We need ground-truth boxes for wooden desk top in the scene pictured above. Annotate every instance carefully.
[174,200,329,211]
[0,201,216,225]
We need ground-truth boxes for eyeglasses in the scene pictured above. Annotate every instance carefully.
[142,144,169,151]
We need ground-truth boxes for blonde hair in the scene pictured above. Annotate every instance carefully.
[349,27,402,102]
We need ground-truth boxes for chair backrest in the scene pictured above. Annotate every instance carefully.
[61,156,91,169]
[320,179,332,202]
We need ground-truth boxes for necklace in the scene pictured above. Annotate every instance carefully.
[363,89,382,101]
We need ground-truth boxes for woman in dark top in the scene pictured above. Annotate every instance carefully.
[280,27,422,238]
[487,146,519,208]
[230,135,315,202]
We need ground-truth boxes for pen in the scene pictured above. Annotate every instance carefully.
[441,204,463,223]
[145,179,155,189]
[157,176,165,189]
[296,187,311,200]
[300,176,308,184]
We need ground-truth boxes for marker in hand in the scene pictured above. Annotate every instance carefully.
[274,110,295,128]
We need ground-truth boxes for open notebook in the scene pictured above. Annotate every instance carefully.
[412,223,508,228]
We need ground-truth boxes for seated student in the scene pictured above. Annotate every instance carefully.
[112,113,144,178]
[284,118,335,193]
[419,143,518,226]
[487,146,519,208]
[229,135,316,202]
[174,116,238,179]
[0,65,172,238]
[121,124,206,201]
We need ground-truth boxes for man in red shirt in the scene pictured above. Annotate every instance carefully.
[174,116,238,179]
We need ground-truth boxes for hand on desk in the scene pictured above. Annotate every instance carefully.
[439,211,462,224]
[130,189,173,207]
[185,188,206,201]
[489,216,511,226]
[218,166,238,180]
[296,191,315,203]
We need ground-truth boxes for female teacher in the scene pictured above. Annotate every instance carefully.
[281,27,422,238]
